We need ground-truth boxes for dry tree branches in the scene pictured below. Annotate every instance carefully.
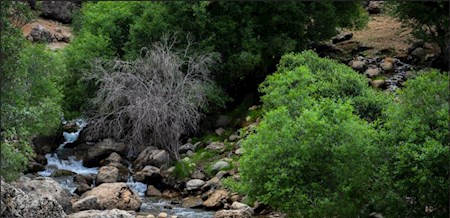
[84,35,217,160]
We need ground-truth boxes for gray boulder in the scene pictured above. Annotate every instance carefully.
[186,179,205,191]
[72,196,100,212]
[134,165,162,184]
[29,24,53,43]
[41,1,80,23]
[81,183,142,211]
[84,138,127,167]
[68,209,134,218]
[12,176,72,213]
[134,147,170,170]
[1,179,66,218]
[211,160,230,172]
[96,166,119,185]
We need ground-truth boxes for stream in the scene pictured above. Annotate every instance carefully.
[37,119,214,218]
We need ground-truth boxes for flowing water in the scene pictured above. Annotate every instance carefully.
[38,118,214,217]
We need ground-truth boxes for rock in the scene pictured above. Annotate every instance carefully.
[134,147,170,170]
[102,152,126,166]
[75,183,92,196]
[206,142,225,152]
[191,170,206,180]
[228,135,238,142]
[166,166,175,174]
[146,185,162,197]
[235,148,244,156]
[350,60,366,72]
[215,115,232,128]
[41,1,80,23]
[186,179,206,191]
[411,47,425,58]
[365,68,380,78]
[51,169,77,177]
[203,189,228,209]
[215,171,230,179]
[1,179,66,217]
[214,210,252,218]
[365,1,383,14]
[179,143,194,154]
[81,183,142,211]
[215,127,226,136]
[231,202,254,215]
[32,133,64,155]
[27,161,45,173]
[380,58,394,71]
[332,32,353,44]
[181,196,203,208]
[158,212,168,218]
[228,193,242,203]
[68,209,135,218]
[211,160,230,172]
[75,174,94,186]
[28,24,53,43]
[186,150,195,157]
[13,176,72,213]
[370,80,386,89]
[205,177,220,188]
[134,165,162,184]
[85,138,127,167]
[147,215,156,218]
[73,196,99,212]
[96,166,119,185]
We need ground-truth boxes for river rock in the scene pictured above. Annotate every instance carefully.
[146,185,163,197]
[211,160,230,172]
[228,134,239,142]
[81,183,142,211]
[134,147,170,170]
[158,212,168,218]
[41,1,80,23]
[73,196,99,212]
[203,189,228,209]
[75,183,92,196]
[235,148,244,156]
[365,68,380,78]
[96,166,119,185]
[380,58,394,71]
[101,152,126,167]
[181,196,203,208]
[85,138,127,167]
[13,176,72,213]
[68,209,135,218]
[32,133,64,155]
[214,209,252,218]
[75,174,94,186]
[191,170,206,180]
[51,169,77,177]
[332,32,353,44]
[134,165,162,184]
[179,143,194,154]
[1,179,66,218]
[371,80,386,89]
[29,24,54,43]
[350,60,366,72]
[186,179,205,191]
[231,202,254,215]
[206,142,225,152]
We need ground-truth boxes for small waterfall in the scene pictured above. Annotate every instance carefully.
[38,118,98,177]
[125,162,147,196]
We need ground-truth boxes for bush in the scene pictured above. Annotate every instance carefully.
[260,51,392,121]
[376,70,449,217]
[239,100,380,217]
[84,36,217,158]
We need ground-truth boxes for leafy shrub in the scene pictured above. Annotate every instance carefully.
[376,70,449,217]
[239,100,380,217]
[261,51,391,121]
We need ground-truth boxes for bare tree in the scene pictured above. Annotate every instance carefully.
[84,35,217,160]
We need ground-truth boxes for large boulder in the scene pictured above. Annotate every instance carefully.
[134,165,162,184]
[231,202,254,215]
[41,1,80,23]
[181,196,203,208]
[84,138,127,167]
[96,166,119,185]
[186,179,205,191]
[12,176,72,213]
[1,179,66,217]
[211,160,230,172]
[28,24,54,43]
[203,189,229,209]
[67,209,134,218]
[133,147,170,170]
[214,210,252,218]
[32,133,64,155]
[72,196,100,212]
[81,183,142,211]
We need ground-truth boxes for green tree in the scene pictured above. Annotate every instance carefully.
[376,70,449,217]
[1,1,66,180]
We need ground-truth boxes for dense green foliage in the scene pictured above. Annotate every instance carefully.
[1,2,66,180]
[63,1,368,114]
[377,70,449,217]
[237,51,449,217]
